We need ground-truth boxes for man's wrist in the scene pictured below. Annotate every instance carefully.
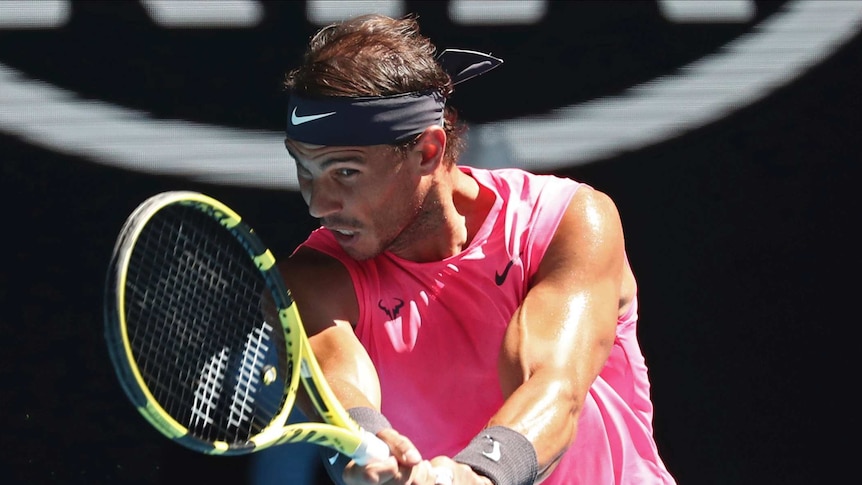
[453,425,539,485]
[347,406,391,434]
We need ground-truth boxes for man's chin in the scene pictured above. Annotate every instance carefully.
[338,241,379,262]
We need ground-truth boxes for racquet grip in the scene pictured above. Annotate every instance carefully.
[351,430,391,465]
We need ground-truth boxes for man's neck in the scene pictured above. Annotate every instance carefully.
[388,166,493,262]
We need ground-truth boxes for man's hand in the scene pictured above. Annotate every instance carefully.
[343,428,428,484]
[428,457,494,485]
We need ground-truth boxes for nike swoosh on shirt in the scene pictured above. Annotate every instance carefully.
[495,259,515,286]
[290,107,336,125]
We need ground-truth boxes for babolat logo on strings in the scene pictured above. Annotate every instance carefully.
[1,1,859,186]
[189,320,274,431]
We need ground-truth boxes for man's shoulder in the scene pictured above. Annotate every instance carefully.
[280,244,357,305]
[463,165,580,198]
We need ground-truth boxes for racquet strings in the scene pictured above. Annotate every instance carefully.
[122,203,290,446]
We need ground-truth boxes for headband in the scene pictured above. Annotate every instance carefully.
[285,49,502,146]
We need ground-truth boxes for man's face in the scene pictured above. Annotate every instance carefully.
[285,138,428,261]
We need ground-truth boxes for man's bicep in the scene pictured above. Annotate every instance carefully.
[500,188,625,395]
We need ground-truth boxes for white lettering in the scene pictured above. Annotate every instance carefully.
[141,0,263,28]
[448,0,547,25]
[306,0,405,25]
[0,0,761,30]
[0,0,70,29]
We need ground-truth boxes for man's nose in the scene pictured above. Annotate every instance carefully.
[306,179,342,219]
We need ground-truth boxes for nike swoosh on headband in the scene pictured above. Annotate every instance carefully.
[291,107,337,125]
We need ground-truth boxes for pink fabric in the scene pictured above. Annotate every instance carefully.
[298,167,674,484]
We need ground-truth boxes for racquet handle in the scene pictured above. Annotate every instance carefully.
[352,430,392,465]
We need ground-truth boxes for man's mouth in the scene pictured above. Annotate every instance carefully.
[327,227,356,236]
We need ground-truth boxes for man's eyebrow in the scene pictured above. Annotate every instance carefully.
[287,150,364,170]
[321,155,363,167]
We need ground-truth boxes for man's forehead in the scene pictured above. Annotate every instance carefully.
[284,138,323,152]
[285,138,379,163]
[284,138,343,159]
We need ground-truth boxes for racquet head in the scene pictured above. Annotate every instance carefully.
[104,191,387,463]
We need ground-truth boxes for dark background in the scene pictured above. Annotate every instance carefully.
[2,1,857,483]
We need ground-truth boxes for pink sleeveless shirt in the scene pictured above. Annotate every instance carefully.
[299,167,674,484]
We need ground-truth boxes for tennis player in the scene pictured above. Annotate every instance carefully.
[281,13,676,485]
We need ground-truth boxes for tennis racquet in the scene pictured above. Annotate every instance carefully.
[103,190,389,464]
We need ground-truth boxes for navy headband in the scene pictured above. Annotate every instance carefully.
[286,49,502,146]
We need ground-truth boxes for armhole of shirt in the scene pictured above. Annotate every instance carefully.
[523,179,582,283]
[297,231,371,334]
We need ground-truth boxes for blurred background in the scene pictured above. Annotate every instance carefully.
[2,1,859,483]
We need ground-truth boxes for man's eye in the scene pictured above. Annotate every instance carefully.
[335,168,358,177]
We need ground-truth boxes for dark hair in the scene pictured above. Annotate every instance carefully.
[285,14,466,163]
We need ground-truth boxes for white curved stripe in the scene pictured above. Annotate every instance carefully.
[465,0,862,169]
[0,66,297,188]
[0,0,860,189]
[660,0,755,23]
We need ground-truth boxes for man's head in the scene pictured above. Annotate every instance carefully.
[284,14,465,163]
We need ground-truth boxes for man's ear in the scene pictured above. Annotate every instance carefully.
[415,125,446,174]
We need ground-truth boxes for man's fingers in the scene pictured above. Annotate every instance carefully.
[343,455,401,485]
[432,466,454,485]
[377,428,423,465]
